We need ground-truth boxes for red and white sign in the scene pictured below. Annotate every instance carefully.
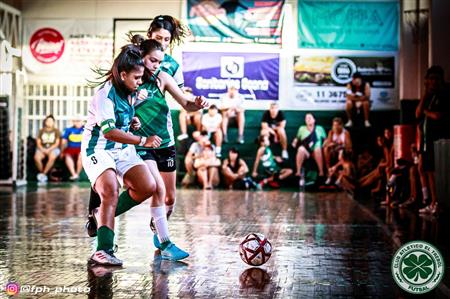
[29,28,65,64]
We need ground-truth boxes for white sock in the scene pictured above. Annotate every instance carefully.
[166,203,175,218]
[422,187,429,200]
[150,206,170,243]
[216,147,221,154]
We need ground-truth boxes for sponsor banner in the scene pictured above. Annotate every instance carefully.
[298,1,399,51]
[187,0,283,44]
[23,20,113,79]
[182,51,279,101]
[293,55,397,110]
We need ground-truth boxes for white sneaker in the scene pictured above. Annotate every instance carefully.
[177,134,188,141]
[345,120,353,127]
[89,250,123,266]
[282,150,289,159]
[364,120,371,127]
[37,173,48,183]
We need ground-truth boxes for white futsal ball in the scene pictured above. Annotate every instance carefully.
[239,233,272,266]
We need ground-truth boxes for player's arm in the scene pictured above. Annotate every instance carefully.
[363,82,371,101]
[252,147,264,177]
[96,96,161,148]
[346,84,355,101]
[160,71,208,111]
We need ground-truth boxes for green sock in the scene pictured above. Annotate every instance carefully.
[160,240,171,250]
[97,226,114,251]
[115,190,139,216]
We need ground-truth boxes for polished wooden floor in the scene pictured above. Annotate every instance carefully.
[0,184,448,298]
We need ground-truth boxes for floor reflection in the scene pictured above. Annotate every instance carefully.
[0,185,447,297]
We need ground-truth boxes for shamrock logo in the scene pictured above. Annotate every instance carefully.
[402,253,433,282]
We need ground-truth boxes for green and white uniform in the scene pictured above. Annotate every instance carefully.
[260,147,280,174]
[81,81,145,186]
[134,70,175,149]
[161,53,184,88]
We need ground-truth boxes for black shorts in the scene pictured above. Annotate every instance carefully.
[137,146,177,172]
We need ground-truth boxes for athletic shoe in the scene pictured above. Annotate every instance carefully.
[177,134,188,141]
[37,173,48,183]
[419,203,438,215]
[161,242,189,261]
[345,120,353,127]
[399,197,415,208]
[237,135,244,144]
[153,233,161,249]
[364,120,371,127]
[69,175,79,181]
[89,249,123,266]
[268,180,280,188]
[85,214,98,237]
[223,135,228,143]
[281,150,289,160]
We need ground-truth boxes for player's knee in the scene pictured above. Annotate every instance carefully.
[98,187,118,204]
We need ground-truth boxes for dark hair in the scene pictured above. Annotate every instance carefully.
[209,104,218,110]
[129,34,145,46]
[43,114,55,127]
[352,72,362,79]
[200,130,209,136]
[333,117,343,125]
[425,65,444,80]
[97,44,144,94]
[228,147,240,162]
[147,15,189,47]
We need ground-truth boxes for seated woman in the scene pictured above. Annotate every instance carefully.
[252,135,293,189]
[323,117,352,171]
[34,115,61,183]
[222,147,255,189]
[325,150,356,192]
[358,135,392,194]
[291,113,327,183]
[194,143,221,189]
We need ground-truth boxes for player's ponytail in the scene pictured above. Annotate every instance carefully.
[129,34,146,47]
[147,15,189,47]
[91,44,144,94]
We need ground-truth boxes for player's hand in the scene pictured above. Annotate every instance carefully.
[252,171,258,178]
[193,96,209,110]
[137,89,148,101]
[130,117,141,131]
[144,135,162,148]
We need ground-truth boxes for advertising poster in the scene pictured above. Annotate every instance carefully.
[187,0,284,44]
[298,1,399,51]
[293,55,397,110]
[183,51,279,101]
[22,20,113,79]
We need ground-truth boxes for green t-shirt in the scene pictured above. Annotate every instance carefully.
[296,125,327,151]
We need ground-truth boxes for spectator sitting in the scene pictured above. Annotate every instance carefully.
[61,118,84,181]
[220,86,245,144]
[34,114,61,183]
[358,135,391,194]
[345,72,371,127]
[177,87,202,141]
[201,104,223,157]
[252,134,293,189]
[325,150,356,193]
[260,102,289,159]
[182,130,209,187]
[291,113,327,182]
[323,117,352,171]
[222,147,257,190]
[194,143,221,190]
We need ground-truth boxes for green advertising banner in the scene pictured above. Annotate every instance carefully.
[187,0,284,44]
[298,1,399,51]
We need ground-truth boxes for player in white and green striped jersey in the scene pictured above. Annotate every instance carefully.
[81,44,162,266]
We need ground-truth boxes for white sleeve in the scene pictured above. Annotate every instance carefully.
[95,95,116,133]
[173,65,184,88]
